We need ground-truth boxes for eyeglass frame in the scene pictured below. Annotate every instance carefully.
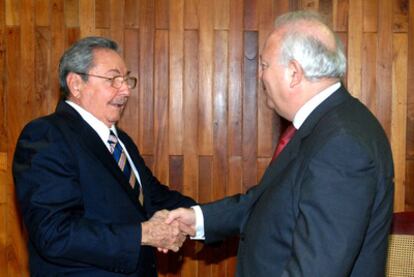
[75,71,137,89]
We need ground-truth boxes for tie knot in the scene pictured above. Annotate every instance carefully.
[108,131,118,151]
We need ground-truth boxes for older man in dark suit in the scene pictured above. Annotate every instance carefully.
[167,11,394,276]
[13,36,195,276]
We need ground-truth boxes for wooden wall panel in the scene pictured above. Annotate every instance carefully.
[1,0,414,276]
[391,33,408,212]
[169,0,184,155]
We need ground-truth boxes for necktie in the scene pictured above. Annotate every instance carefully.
[108,131,144,205]
[272,124,297,161]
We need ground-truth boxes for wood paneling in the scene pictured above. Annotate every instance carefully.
[2,0,414,276]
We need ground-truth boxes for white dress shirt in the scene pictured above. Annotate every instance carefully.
[192,81,341,239]
[66,100,142,187]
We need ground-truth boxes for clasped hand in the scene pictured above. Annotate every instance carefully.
[141,208,196,253]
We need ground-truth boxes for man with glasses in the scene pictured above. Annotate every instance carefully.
[12,36,195,276]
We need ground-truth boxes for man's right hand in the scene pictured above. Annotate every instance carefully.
[141,210,186,252]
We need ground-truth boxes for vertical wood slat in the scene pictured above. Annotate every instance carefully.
[361,33,377,112]
[138,0,155,154]
[6,22,29,275]
[35,0,50,27]
[184,0,199,30]
[376,0,393,136]
[347,0,363,99]
[169,0,184,155]
[198,0,214,155]
[35,27,52,115]
[211,30,228,277]
[110,0,125,51]
[333,0,348,32]
[214,0,230,30]
[124,0,140,28]
[0,0,7,152]
[407,1,414,157]
[393,0,409,33]
[405,0,414,209]
[319,0,333,24]
[64,0,79,28]
[300,0,320,10]
[119,29,139,142]
[181,30,199,277]
[244,0,258,30]
[183,30,199,199]
[391,33,408,212]
[79,0,95,37]
[5,0,20,26]
[243,31,258,189]
[153,30,169,184]
[155,0,169,29]
[95,0,110,28]
[363,0,377,32]
[20,0,35,120]
[228,0,243,157]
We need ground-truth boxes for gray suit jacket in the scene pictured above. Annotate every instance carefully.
[201,86,394,277]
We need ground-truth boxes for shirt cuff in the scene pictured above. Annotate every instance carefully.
[190,205,205,240]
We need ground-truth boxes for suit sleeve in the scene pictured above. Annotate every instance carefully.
[13,119,140,273]
[282,133,379,276]
[201,184,264,243]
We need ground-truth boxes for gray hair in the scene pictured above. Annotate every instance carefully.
[58,36,119,98]
[275,11,346,81]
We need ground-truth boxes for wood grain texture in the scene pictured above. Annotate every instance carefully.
[64,0,79,28]
[377,0,393,137]
[361,33,377,112]
[169,0,184,155]
[391,33,408,212]
[347,0,363,99]
[242,31,258,189]
[2,1,414,276]
[0,0,6,152]
[363,0,377,32]
[153,30,169,184]
[198,0,214,155]
[138,0,155,154]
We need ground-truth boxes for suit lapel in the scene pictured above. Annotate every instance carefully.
[55,101,145,212]
[262,86,351,186]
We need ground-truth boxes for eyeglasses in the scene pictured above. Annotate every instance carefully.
[76,72,137,89]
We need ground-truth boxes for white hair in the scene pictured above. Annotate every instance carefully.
[275,11,346,81]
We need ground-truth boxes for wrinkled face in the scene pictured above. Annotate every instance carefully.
[76,48,131,127]
[259,31,290,118]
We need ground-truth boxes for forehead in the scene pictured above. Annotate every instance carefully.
[90,48,127,73]
[261,30,283,62]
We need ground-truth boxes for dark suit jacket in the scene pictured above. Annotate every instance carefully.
[13,101,195,276]
[201,86,394,277]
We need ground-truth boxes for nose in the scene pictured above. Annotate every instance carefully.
[118,81,131,96]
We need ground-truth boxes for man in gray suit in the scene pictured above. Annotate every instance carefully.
[166,11,394,276]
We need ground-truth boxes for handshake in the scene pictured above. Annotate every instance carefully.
[141,208,196,253]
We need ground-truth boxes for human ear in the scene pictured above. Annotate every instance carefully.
[287,60,304,88]
[66,72,84,99]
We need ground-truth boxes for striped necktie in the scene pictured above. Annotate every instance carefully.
[108,131,143,205]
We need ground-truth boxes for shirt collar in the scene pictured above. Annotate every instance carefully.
[292,82,341,129]
[65,100,117,145]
